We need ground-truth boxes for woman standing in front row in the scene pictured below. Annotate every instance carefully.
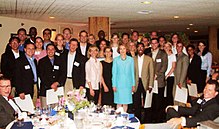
[112,44,135,112]
[85,45,102,104]
[101,47,114,107]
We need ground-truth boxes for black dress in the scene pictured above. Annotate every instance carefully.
[101,61,114,106]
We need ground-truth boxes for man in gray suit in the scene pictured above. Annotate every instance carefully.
[173,42,189,104]
[0,76,20,128]
[148,38,168,123]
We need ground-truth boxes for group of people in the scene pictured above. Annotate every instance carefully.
[0,27,219,128]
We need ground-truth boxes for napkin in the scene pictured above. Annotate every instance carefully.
[129,117,138,123]
[11,122,33,129]
[111,126,134,129]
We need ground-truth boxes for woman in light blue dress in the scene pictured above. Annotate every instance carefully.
[112,44,135,112]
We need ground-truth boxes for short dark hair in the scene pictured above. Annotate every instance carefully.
[69,38,79,44]
[29,27,37,33]
[158,36,166,41]
[24,42,36,49]
[104,46,113,53]
[122,33,129,39]
[9,37,20,44]
[63,28,72,34]
[46,43,55,50]
[43,28,52,35]
[17,28,27,35]
[131,31,139,36]
[137,42,145,48]
[79,30,88,36]
[151,38,159,43]
[186,44,195,51]
[0,76,11,82]
[206,79,219,91]
[111,33,119,39]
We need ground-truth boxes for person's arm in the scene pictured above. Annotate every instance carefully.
[206,52,212,79]
[85,61,94,96]
[158,52,168,75]
[148,57,154,92]
[130,58,135,92]
[112,59,117,92]
[178,56,189,88]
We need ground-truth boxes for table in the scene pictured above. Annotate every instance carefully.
[6,112,140,129]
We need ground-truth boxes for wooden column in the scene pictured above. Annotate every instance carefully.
[88,17,110,40]
[209,26,219,63]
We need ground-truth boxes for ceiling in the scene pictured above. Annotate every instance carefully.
[0,0,219,35]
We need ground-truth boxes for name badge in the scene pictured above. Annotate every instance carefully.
[74,62,80,67]
[197,98,202,104]
[54,65,59,70]
[24,65,30,70]
[156,59,161,63]
[55,52,60,56]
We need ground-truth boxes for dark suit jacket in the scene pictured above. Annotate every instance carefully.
[187,54,202,92]
[38,55,66,96]
[76,42,91,58]
[0,95,15,128]
[14,55,37,97]
[63,51,87,89]
[1,50,23,86]
[148,49,168,88]
[178,98,219,127]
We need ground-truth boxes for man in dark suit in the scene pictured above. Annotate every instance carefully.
[166,80,219,128]
[38,44,66,108]
[64,38,87,95]
[148,38,168,123]
[14,42,38,105]
[0,76,20,129]
[133,43,154,123]
[76,30,91,58]
[1,37,24,97]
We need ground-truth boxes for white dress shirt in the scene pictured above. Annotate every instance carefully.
[152,49,159,61]
[138,55,144,78]
[12,49,20,59]
[67,51,76,77]
[80,44,87,56]
[3,96,21,114]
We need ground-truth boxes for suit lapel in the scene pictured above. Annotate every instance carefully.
[0,95,15,115]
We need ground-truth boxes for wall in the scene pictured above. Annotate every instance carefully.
[0,16,88,56]
[209,26,219,63]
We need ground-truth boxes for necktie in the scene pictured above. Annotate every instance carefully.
[200,99,206,111]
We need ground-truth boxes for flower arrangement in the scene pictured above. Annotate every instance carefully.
[65,89,90,113]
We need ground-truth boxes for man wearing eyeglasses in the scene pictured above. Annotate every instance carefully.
[0,76,21,129]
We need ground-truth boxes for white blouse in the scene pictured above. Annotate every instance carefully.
[85,57,102,90]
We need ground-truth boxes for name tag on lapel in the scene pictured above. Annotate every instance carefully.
[74,62,80,67]
[24,65,30,70]
[54,65,59,70]
[55,52,60,56]
[156,59,161,63]
[197,98,202,104]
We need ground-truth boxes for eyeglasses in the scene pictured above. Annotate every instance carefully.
[0,85,11,89]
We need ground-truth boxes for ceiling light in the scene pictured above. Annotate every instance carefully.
[173,16,179,19]
[186,28,190,30]
[189,23,193,26]
[194,30,198,33]
[49,16,55,19]
[137,10,152,14]
[141,1,152,4]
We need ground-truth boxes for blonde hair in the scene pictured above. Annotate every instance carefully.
[164,42,173,53]
[87,45,99,58]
